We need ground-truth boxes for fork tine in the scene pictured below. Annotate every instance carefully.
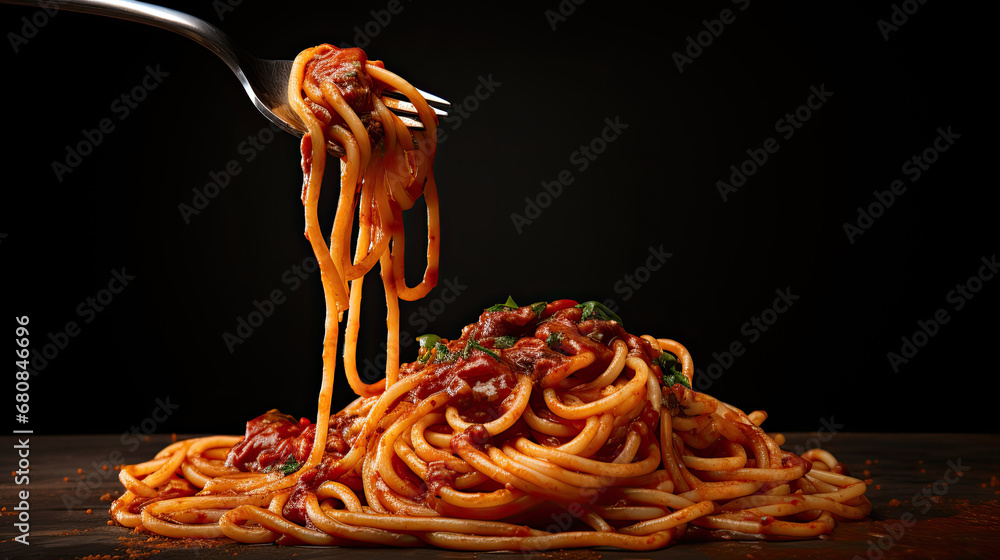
[414,88,450,107]
[380,96,448,118]
[383,87,451,109]
[394,114,424,130]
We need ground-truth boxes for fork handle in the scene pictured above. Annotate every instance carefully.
[2,0,244,75]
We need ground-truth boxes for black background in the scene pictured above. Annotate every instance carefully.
[2,0,993,437]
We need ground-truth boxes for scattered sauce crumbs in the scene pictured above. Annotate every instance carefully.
[112,532,235,558]
[991,476,1000,487]
[171,433,177,443]
[86,509,93,514]
[63,476,70,482]
[888,498,902,507]
[77,468,84,474]
[100,493,113,502]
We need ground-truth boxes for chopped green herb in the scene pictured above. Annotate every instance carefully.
[652,352,678,370]
[486,296,519,312]
[429,337,501,363]
[263,455,301,475]
[530,302,547,316]
[492,336,518,349]
[662,370,691,389]
[655,351,690,388]
[575,301,624,325]
[468,339,501,361]
[280,455,302,475]
[432,341,457,363]
[545,331,564,350]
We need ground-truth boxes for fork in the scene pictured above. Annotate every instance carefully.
[0,0,450,156]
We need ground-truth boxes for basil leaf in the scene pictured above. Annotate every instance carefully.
[574,301,624,325]
[486,295,519,312]
[530,301,547,316]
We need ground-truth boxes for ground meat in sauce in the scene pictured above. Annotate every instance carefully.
[229,302,682,522]
[476,306,538,338]
[304,45,385,145]
[226,410,355,473]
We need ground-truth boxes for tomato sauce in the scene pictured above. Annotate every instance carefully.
[226,301,681,522]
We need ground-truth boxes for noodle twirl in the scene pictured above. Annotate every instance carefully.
[111,45,869,551]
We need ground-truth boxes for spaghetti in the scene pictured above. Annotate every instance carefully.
[110,45,869,551]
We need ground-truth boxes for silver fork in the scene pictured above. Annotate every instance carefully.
[0,0,450,156]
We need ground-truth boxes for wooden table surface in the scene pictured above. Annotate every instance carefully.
[3,433,998,560]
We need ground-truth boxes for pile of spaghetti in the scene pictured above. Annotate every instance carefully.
[110,45,870,551]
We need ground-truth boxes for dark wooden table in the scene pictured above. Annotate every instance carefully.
[3,433,998,559]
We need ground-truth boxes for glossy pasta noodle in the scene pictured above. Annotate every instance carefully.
[110,45,870,550]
